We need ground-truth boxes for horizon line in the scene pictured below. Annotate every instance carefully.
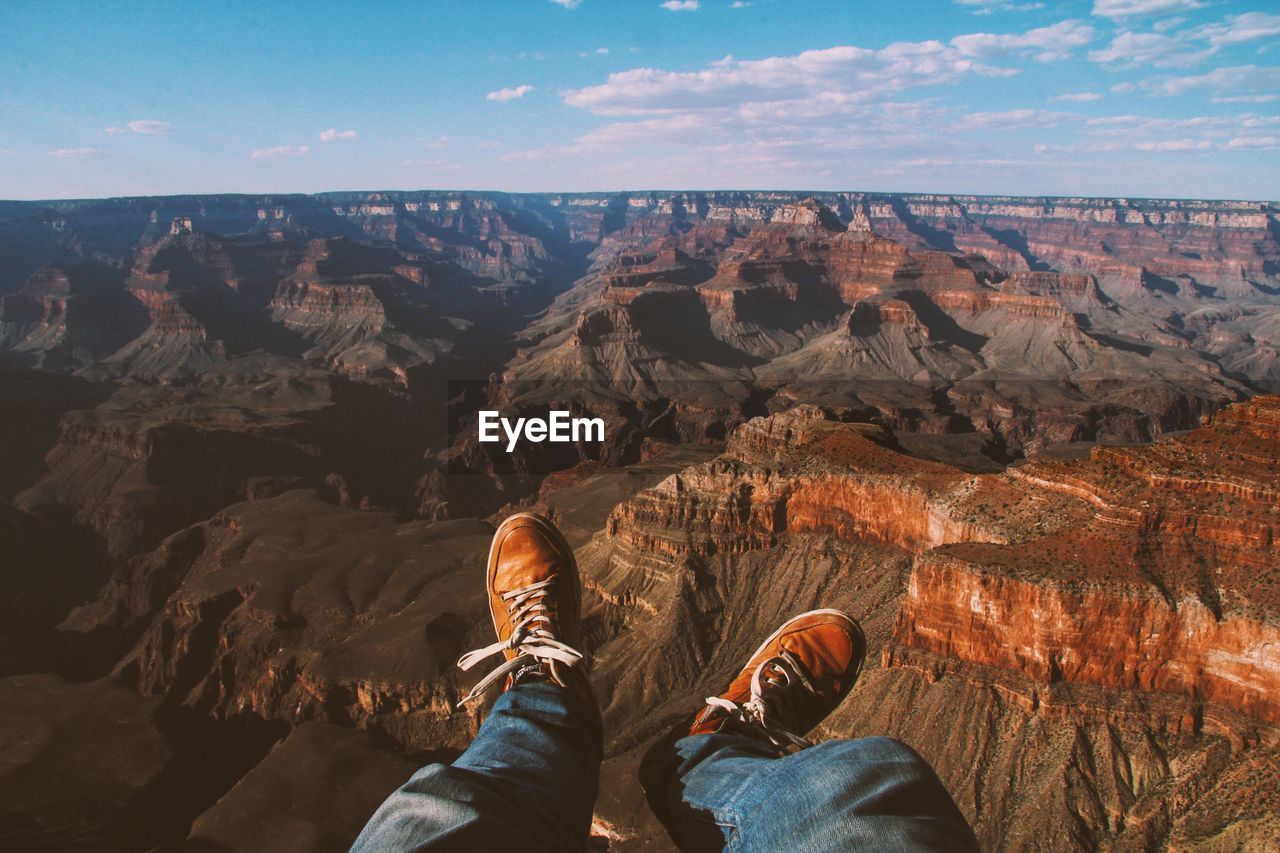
[4,187,1278,207]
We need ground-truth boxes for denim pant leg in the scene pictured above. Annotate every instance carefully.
[351,681,603,852]
[660,733,979,852]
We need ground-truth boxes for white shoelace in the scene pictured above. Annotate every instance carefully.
[704,649,814,749]
[455,576,585,707]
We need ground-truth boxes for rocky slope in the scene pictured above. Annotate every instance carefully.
[25,398,1275,849]
[418,192,1275,521]
[1,189,1279,850]
[581,397,1279,849]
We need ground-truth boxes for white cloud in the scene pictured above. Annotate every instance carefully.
[1051,91,1103,102]
[1064,112,1280,157]
[548,0,581,7]
[1092,0,1203,19]
[731,1,751,7]
[1143,64,1280,96]
[504,24,1278,194]
[320,128,358,141]
[1212,94,1279,104]
[48,147,102,158]
[958,109,1073,129]
[1090,12,1280,70]
[105,119,171,136]
[128,119,170,135]
[515,37,1040,177]
[418,134,450,149]
[487,84,534,101]
[1088,31,1214,68]
[1195,12,1280,49]
[1224,135,1279,149]
[0,147,13,155]
[562,41,1023,117]
[250,144,311,159]
[402,157,461,169]
[1133,139,1211,150]
[660,0,699,10]
[951,19,1095,62]
[955,0,1045,15]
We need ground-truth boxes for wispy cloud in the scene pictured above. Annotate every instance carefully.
[250,144,311,159]
[402,157,461,169]
[1142,64,1280,96]
[0,148,14,156]
[1224,136,1278,150]
[487,84,534,101]
[548,0,581,7]
[1061,112,1280,155]
[1051,91,1103,102]
[562,39,1029,118]
[48,147,102,158]
[320,128,358,141]
[105,119,171,136]
[957,109,1073,129]
[1212,94,1279,104]
[1195,12,1280,49]
[952,19,1095,62]
[955,0,1045,15]
[1091,0,1203,20]
[517,34,1078,176]
[1088,31,1213,68]
[660,0,699,10]
[1089,12,1280,69]
[1133,139,1211,151]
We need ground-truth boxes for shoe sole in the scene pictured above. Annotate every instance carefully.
[484,512,582,652]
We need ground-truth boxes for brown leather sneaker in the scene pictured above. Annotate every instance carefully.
[455,512,586,706]
[689,609,865,748]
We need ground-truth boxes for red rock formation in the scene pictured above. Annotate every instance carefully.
[931,289,1070,321]
[893,553,1280,727]
[604,398,1280,729]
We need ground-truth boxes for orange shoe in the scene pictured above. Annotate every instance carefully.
[690,609,865,748]
[455,512,586,706]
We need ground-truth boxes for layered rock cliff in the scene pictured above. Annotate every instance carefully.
[2,188,1280,850]
[581,397,1279,847]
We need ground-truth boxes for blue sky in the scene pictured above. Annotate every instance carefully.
[1,0,1277,200]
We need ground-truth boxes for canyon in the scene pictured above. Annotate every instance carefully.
[0,190,1278,850]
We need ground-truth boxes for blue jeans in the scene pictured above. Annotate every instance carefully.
[352,681,978,852]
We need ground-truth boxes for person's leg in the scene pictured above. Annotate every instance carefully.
[351,679,601,852]
[641,609,977,852]
[662,731,977,852]
[354,512,598,851]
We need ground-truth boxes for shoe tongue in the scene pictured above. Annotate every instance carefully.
[510,660,551,686]
[772,649,821,693]
[758,653,802,692]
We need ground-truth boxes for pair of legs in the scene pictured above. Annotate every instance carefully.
[353,514,978,851]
